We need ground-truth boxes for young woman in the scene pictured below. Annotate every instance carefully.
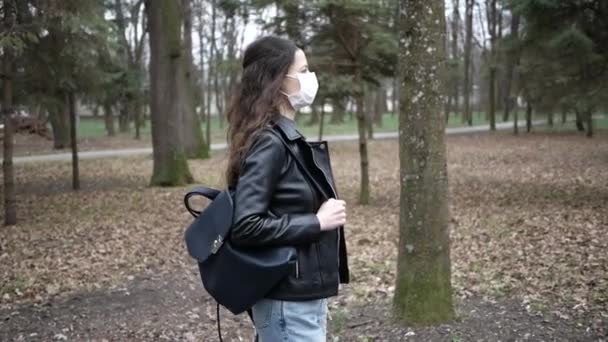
[225,35,350,341]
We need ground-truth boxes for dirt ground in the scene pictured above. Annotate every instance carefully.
[0,130,607,341]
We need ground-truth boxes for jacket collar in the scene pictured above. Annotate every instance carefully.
[271,115,304,141]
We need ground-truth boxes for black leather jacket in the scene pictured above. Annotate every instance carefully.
[230,115,349,301]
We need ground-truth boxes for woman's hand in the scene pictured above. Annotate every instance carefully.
[316,198,346,231]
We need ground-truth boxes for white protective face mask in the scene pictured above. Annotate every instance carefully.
[280,71,319,110]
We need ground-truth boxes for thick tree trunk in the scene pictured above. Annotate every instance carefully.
[2,46,17,225]
[355,68,370,204]
[146,0,194,186]
[395,0,454,325]
[68,92,80,190]
[181,0,208,158]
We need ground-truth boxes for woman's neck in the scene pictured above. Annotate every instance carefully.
[278,103,296,121]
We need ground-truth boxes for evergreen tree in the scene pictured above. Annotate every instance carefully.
[510,0,608,137]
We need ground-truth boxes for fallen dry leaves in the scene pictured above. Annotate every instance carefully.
[0,131,606,332]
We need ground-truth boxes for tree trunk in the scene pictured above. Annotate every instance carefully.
[308,106,320,126]
[374,88,385,127]
[2,42,17,225]
[134,99,142,140]
[503,14,520,122]
[513,103,519,135]
[49,100,70,149]
[196,0,211,146]
[575,110,585,131]
[392,76,400,116]
[206,0,216,128]
[447,0,459,122]
[365,88,374,139]
[444,88,453,122]
[585,109,593,138]
[68,92,80,190]
[488,0,497,131]
[395,0,454,325]
[526,101,532,133]
[103,102,116,136]
[181,0,208,158]
[318,99,326,141]
[355,68,370,204]
[463,0,473,126]
[212,1,224,129]
[146,0,194,186]
[118,102,130,133]
[330,97,345,124]
[114,0,131,135]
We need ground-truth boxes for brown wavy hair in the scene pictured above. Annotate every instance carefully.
[225,36,298,188]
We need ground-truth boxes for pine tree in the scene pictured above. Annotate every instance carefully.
[510,0,608,137]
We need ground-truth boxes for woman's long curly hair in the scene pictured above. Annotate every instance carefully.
[225,36,298,188]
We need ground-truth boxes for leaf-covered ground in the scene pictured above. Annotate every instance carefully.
[0,130,606,341]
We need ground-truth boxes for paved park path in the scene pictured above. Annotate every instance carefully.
[4,120,545,164]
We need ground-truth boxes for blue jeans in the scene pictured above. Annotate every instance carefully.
[251,297,328,342]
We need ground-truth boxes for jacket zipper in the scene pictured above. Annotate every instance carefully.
[309,143,341,270]
[295,254,300,279]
